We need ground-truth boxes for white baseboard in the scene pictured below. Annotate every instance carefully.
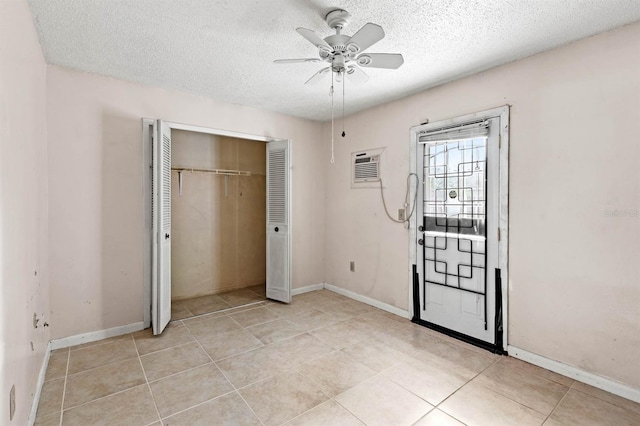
[28,341,52,426]
[291,283,325,296]
[508,345,640,404]
[50,321,145,351]
[324,283,411,319]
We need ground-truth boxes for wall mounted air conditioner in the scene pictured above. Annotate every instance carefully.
[352,147,385,188]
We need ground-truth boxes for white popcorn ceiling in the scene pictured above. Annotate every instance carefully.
[28,0,640,121]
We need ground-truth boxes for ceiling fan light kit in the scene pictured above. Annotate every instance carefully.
[275,8,404,162]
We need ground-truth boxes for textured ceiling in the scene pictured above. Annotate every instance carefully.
[28,0,640,121]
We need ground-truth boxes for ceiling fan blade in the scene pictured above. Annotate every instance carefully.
[296,27,332,50]
[305,67,331,85]
[274,58,322,64]
[356,53,404,69]
[345,66,369,84]
[346,23,385,53]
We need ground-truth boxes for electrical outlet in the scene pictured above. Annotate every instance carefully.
[9,385,15,421]
[398,208,405,221]
[350,261,355,272]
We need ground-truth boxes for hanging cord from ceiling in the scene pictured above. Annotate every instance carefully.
[342,75,346,137]
[378,173,420,224]
[330,71,335,164]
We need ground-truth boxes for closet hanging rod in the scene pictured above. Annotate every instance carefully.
[171,167,258,176]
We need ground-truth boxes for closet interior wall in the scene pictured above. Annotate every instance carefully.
[171,130,266,300]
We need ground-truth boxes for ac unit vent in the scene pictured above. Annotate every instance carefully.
[352,152,381,183]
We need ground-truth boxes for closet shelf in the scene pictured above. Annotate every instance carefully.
[171,167,262,176]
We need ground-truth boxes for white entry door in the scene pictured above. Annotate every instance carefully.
[266,140,291,303]
[416,116,501,345]
[152,120,172,335]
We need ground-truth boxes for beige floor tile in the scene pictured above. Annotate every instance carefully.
[341,338,412,372]
[382,359,469,405]
[229,306,280,327]
[181,310,226,324]
[413,409,465,426]
[349,311,405,334]
[181,294,230,316]
[64,358,145,408]
[62,384,159,426]
[246,318,305,344]
[548,388,640,426]
[133,323,194,355]
[240,370,329,426]
[418,341,497,380]
[51,347,69,355]
[290,309,341,332]
[295,351,376,396]
[37,378,65,419]
[171,303,193,321]
[215,346,285,388]
[474,359,569,415]
[219,302,269,316]
[34,412,61,426]
[67,337,138,374]
[199,329,264,361]
[265,300,315,317]
[500,356,574,387]
[297,290,347,305]
[140,342,211,382]
[335,375,433,426]
[184,315,243,340]
[317,300,372,320]
[439,381,546,426]
[310,321,368,349]
[248,285,266,297]
[268,333,334,368]
[69,334,131,352]
[285,399,363,425]
[571,381,640,416]
[218,289,264,307]
[149,363,233,418]
[45,351,69,381]
[162,392,261,425]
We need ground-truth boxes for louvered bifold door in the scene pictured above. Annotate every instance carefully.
[152,120,172,335]
[266,140,291,303]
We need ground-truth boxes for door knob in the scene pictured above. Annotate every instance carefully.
[275,227,279,232]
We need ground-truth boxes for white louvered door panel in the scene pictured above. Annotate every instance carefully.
[266,140,291,303]
[152,120,172,335]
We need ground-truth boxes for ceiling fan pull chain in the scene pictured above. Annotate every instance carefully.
[330,72,335,164]
[342,74,346,137]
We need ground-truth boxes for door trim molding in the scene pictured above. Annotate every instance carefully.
[408,105,510,351]
[141,119,291,330]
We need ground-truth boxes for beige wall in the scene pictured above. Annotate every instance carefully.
[323,22,640,389]
[46,66,325,340]
[171,131,266,299]
[0,0,50,423]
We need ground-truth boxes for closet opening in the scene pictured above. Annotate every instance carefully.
[170,129,267,319]
[142,120,291,335]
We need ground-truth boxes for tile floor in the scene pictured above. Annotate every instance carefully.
[171,285,266,320]
[36,290,640,426]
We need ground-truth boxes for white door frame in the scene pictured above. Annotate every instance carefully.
[408,105,510,351]
[141,119,292,329]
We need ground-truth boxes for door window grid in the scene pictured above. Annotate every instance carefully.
[422,137,488,328]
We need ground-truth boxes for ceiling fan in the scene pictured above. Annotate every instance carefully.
[274,9,404,85]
